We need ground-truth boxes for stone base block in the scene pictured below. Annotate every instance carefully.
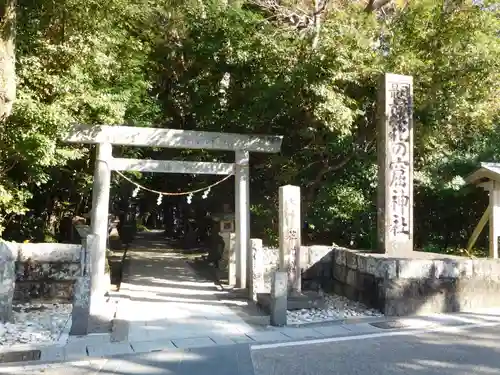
[257,291,325,314]
[382,278,500,316]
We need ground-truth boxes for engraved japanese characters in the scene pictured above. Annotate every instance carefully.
[377,74,414,254]
[388,82,412,238]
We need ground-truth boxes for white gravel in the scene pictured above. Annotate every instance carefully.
[0,303,72,346]
[287,294,383,325]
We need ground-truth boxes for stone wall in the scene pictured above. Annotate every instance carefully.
[14,242,84,302]
[0,239,89,324]
[250,241,500,316]
[331,248,500,316]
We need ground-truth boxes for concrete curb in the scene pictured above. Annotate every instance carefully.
[4,310,500,372]
[7,298,493,368]
[285,315,391,328]
[56,313,73,345]
[0,352,118,374]
[110,294,131,343]
[0,341,65,355]
[0,312,475,370]
[0,317,382,368]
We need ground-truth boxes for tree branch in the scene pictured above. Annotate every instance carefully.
[304,150,357,210]
[311,0,323,49]
[0,159,17,175]
[365,0,393,13]
[247,0,329,31]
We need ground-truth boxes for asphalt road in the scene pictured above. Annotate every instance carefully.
[16,323,500,375]
[252,324,500,375]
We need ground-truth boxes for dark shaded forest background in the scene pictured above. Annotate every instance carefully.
[0,0,499,255]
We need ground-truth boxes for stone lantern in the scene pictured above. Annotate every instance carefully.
[210,208,236,285]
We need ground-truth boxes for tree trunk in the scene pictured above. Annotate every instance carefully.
[0,0,16,122]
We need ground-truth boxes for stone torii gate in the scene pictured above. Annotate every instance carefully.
[63,124,283,303]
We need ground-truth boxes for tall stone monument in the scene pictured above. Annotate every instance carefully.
[377,73,414,255]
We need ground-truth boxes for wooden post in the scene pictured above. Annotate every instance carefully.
[235,150,250,288]
[467,205,491,253]
[490,181,500,258]
[90,143,112,297]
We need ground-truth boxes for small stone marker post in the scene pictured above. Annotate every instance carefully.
[0,241,17,322]
[71,233,96,335]
[270,271,288,326]
[255,184,324,315]
[249,238,264,301]
[279,185,302,294]
[220,232,237,286]
[377,73,414,255]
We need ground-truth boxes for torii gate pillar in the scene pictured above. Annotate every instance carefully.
[235,151,250,289]
[89,142,112,302]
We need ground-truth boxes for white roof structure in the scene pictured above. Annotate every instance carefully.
[464,162,500,186]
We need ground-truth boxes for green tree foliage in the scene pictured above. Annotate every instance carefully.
[1,0,499,254]
[0,0,160,236]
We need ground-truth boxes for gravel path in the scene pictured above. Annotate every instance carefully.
[0,303,72,346]
[287,294,383,324]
